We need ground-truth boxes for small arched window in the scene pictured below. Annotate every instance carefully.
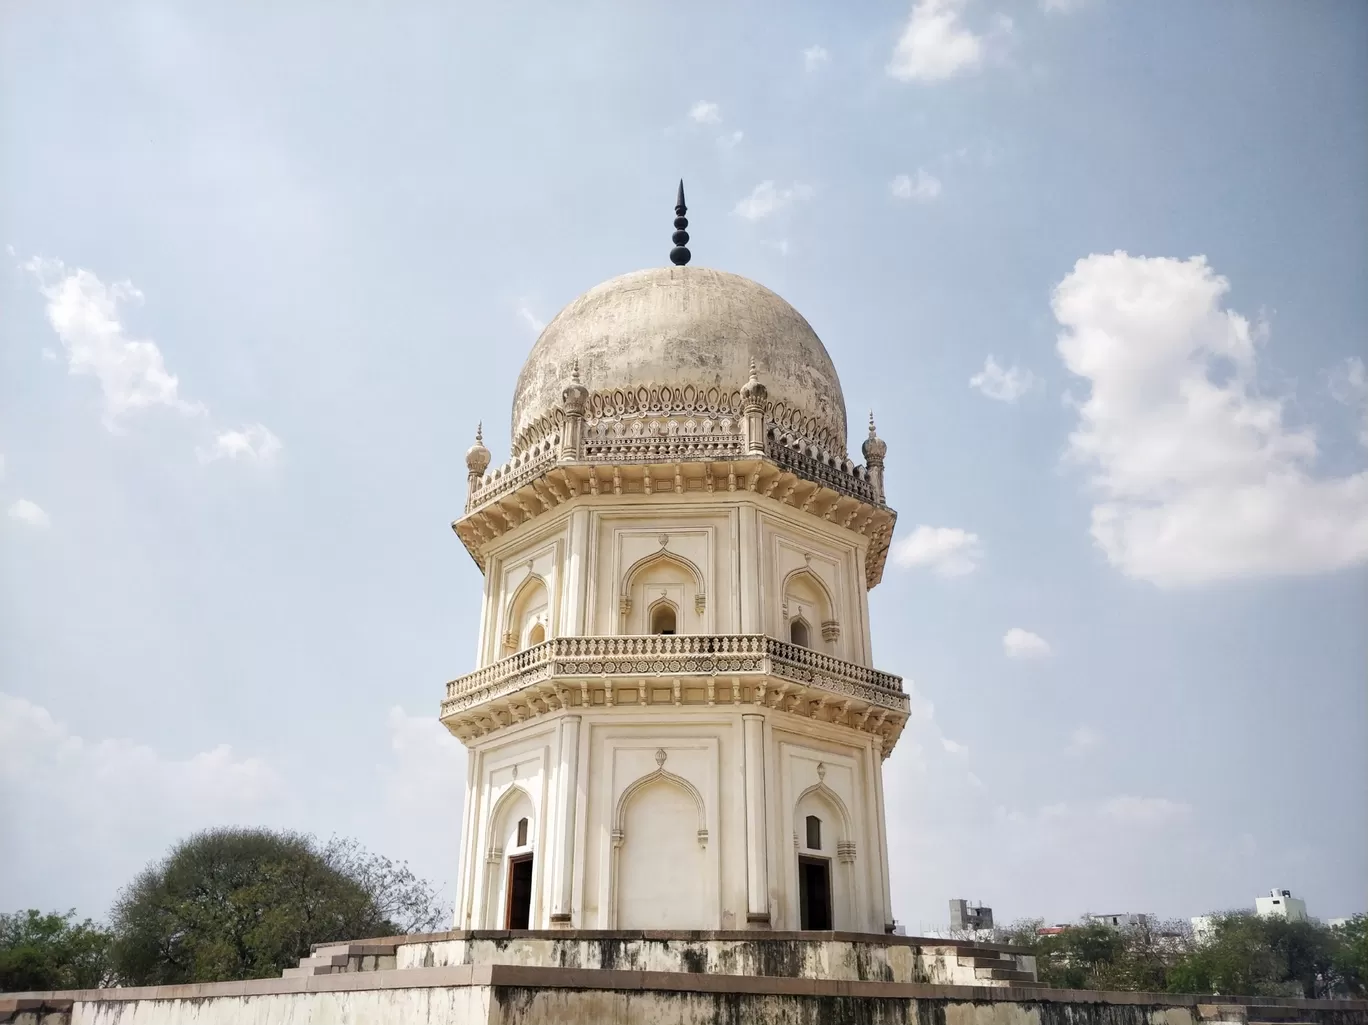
[806,814,822,851]
[527,623,546,646]
[650,603,677,635]
[790,618,810,648]
[516,817,529,847]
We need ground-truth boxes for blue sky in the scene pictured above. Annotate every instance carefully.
[2,0,1364,933]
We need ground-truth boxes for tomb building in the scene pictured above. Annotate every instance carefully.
[444,182,908,934]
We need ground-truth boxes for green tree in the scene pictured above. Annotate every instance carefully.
[1330,915,1368,995]
[110,828,445,985]
[0,910,114,992]
[1168,913,1354,999]
[1001,917,1190,991]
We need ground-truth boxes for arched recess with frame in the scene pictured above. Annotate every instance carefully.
[620,550,706,635]
[610,767,712,929]
[502,573,551,653]
[781,567,838,654]
[791,780,857,931]
[481,783,538,929]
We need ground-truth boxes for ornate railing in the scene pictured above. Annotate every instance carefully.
[765,439,878,504]
[467,442,559,512]
[442,634,906,715]
[582,433,746,463]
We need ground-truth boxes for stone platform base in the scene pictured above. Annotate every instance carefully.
[291,929,1037,986]
[6,964,1368,1025]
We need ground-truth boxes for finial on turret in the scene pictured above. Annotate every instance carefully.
[466,422,491,477]
[862,410,887,466]
[669,180,691,266]
[571,359,581,383]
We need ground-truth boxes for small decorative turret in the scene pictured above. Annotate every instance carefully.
[559,360,589,461]
[669,180,691,267]
[862,412,887,503]
[561,359,589,416]
[742,359,768,455]
[466,423,491,497]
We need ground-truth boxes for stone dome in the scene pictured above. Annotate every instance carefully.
[510,267,848,455]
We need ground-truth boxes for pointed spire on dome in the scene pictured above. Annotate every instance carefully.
[669,180,691,266]
[862,410,887,465]
[466,421,491,477]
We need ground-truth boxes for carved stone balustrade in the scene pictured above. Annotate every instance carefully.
[440,634,909,754]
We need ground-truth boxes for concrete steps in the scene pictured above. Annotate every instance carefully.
[954,948,1033,984]
[281,943,398,978]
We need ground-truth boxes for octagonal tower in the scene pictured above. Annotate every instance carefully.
[443,188,906,935]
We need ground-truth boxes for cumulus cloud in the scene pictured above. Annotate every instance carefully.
[891,525,984,576]
[1101,796,1192,826]
[21,257,204,427]
[970,355,1040,402]
[734,181,814,222]
[887,0,985,82]
[1041,0,1088,11]
[1003,627,1051,659]
[802,45,830,71]
[196,424,283,466]
[890,170,942,202]
[0,693,464,924]
[1329,356,1368,448]
[688,101,721,124]
[1055,251,1368,586]
[717,129,744,150]
[941,737,969,756]
[7,499,50,528]
[0,692,282,913]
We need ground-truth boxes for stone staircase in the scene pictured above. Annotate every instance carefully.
[953,945,1037,983]
[1199,1002,1320,1025]
[280,942,397,978]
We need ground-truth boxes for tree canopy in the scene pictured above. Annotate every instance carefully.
[0,910,114,993]
[108,828,446,985]
[1002,913,1367,999]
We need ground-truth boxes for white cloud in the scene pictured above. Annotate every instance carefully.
[969,355,1040,402]
[1329,356,1368,447]
[377,708,466,896]
[517,301,546,336]
[688,101,721,124]
[891,525,984,577]
[941,737,969,756]
[1054,251,1368,586]
[890,169,942,202]
[1003,627,1051,659]
[733,181,814,222]
[1041,0,1088,12]
[761,239,791,258]
[196,424,283,466]
[1067,725,1101,754]
[717,129,744,150]
[0,692,283,914]
[887,0,984,82]
[803,45,830,71]
[21,256,204,427]
[8,499,50,528]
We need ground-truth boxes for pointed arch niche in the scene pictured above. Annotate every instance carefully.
[610,761,710,929]
[620,549,706,635]
[481,783,538,929]
[503,572,550,653]
[782,567,838,654]
[791,772,857,931]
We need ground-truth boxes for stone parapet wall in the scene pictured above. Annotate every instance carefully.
[381,930,1034,986]
[5,964,1367,1025]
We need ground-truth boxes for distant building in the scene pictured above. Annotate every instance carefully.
[949,899,994,932]
[1256,889,1308,923]
[1085,913,1150,931]
[1192,889,1310,942]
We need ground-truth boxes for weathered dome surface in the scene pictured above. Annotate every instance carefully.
[511,267,848,454]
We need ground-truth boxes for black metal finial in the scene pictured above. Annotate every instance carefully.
[669,179,691,266]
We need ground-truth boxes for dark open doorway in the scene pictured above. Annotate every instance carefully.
[505,854,533,929]
[798,855,832,930]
